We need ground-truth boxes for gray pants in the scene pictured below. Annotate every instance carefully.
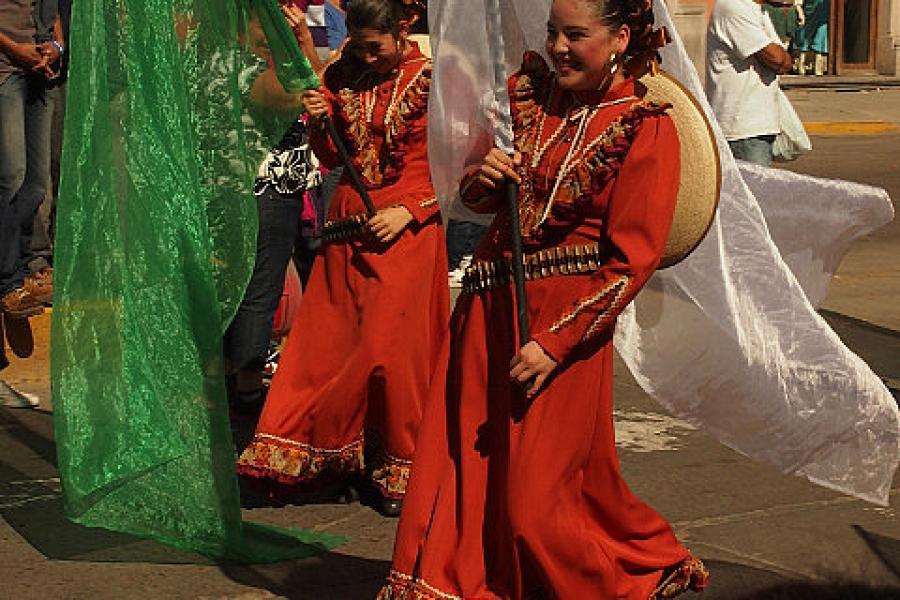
[0,73,55,295]
[728,135,776,167]
[29,83,66,270]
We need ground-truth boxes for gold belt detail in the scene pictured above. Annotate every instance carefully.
[463,243,604,294]
[322,214,368,243]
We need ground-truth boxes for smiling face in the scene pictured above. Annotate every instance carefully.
[545,0,630,91]
[347,27,408,74]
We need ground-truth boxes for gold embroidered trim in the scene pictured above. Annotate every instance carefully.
[510,53,671,241]
[509,52,554,160]
[385,61,430,147]
[366,442,413,499]
[580,276,631,341]
[336,59,431,188]
[650,556,710,599]
[238,429,414,497]
[236,433,365,484]
[419,197,438,209]
[376,570,463,600]
[548,274,630,335]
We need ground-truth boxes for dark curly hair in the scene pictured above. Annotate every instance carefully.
[346,0,406,34]
[588,0,655,56]
[588,0,665,76]
[345,0,426,34]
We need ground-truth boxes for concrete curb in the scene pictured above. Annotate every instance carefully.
[780,76,900,91]
[802,121,900,135]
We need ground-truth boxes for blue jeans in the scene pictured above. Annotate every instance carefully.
[446,219,488,270]
[0,73,55,295]
[728,135,776,167]
[224,188,304,372]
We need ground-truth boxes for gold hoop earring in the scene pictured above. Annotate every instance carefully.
[608,52,619,75]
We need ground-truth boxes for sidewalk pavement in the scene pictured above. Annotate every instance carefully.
[785,84,900,135]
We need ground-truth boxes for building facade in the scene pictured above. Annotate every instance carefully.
[668,0,900,77]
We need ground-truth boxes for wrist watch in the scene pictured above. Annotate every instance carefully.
[52,40,65,56]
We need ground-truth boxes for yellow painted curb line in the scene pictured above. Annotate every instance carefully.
[803,121,900,135]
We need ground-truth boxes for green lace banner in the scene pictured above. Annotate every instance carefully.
[51,0,338,560]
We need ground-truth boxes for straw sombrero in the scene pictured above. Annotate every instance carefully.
[637,71,720,268]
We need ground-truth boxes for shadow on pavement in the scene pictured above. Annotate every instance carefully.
[820,310,900,396]
[854,525,900,581]
[672,559,900,600]
[1,407,343,565]
[0,406,57,466]
[220,551,391,599]
[734,581,900,599]
[697,559,792,598]
[0,458,215,564]
[1,406,217,564]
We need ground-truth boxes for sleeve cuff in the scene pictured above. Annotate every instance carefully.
[402,196,439,223]
[532,331,571,366]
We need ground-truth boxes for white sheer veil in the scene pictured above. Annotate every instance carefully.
[427,0,898,505]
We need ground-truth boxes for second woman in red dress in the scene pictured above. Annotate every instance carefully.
[237,0,447,517]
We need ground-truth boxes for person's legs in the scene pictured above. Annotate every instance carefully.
[728,135,775,167]
[224,188,303,400]
[19,77,55,276]
[0,74,29,298]
[446,219,488,271]
[29,77,63,275]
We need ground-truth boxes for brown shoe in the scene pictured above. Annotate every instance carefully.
[0,287,45,319]
[2,314,34,358]
[24,267,53,306]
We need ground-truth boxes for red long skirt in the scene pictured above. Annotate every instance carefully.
[381,283,707,598]
[238,218,449,499]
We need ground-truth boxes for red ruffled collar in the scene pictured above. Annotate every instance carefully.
[571,78,637,107]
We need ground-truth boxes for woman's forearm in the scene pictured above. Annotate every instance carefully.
[250,68,306,114]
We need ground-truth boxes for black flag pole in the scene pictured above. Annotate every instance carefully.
[482,0,532,371]
[506,180,530,346]
[322,116,377,217]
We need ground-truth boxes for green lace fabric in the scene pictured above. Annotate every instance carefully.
[51,0,338,560]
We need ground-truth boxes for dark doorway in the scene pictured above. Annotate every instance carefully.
[835,0,878,72]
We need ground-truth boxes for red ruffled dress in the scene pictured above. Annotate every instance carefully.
[237,42,449,501]
[379,54,709,599]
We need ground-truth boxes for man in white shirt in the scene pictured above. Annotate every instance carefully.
[706,0,794,165]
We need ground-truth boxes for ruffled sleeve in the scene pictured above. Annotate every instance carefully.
[459,52,553,212]
[531,114,680,363]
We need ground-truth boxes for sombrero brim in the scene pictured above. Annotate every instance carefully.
[637,71,721,269]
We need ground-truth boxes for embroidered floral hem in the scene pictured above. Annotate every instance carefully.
[651,556,710,599]
[237,431,413,498]
[237,433,365,486]
[376,570,462,600]
[365,431,413,499]
[378,556,709,600]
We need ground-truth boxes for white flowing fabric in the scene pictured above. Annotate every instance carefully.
[738,161,894,307]
[428,0,898,505]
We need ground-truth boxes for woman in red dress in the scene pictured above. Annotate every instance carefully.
[379,0,709,597]
[237,0,447,517]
